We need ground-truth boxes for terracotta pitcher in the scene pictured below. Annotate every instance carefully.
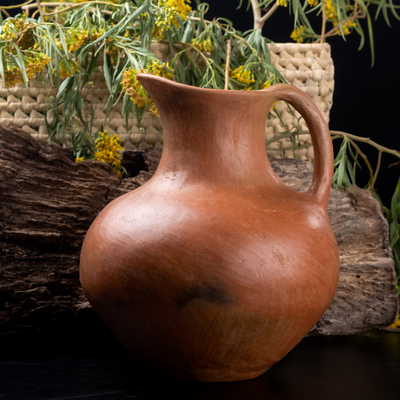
[80,74,340,382]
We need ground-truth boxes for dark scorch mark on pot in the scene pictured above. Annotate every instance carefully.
[177,282,234,308]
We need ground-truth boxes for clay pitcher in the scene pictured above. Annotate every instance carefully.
[80,75,340,382]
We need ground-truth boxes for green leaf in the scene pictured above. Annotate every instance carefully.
[345,157,356,186]
[335,0,346,39]
[354,20,365,50]
[125,50,140,70]
[337,157,346,188]
[11,43,28,92]
[217,17,234,27]
[103,53,113,94]
[388,0,400,20]
[291,0,315,33]
[44,26,76,77]
[236,0,244,10]
[0,46,6,87]
[81,1,150,53]
[106,94,115,113]
[82,49,99,86]
[57,76,73,98]
[122,93,132,129]
[382,0,392,26]
[89,104,95,137]
[260,36,271,63]
[367,11,375,66]
[375,0,388,24]
[273,108,287,128]
[182,22,193,43]
[332,137,355,190]
[58,26,69,55]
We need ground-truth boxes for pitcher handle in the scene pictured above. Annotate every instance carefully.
[266,84,334,209]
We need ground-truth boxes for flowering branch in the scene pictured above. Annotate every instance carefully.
[313,1,366,43]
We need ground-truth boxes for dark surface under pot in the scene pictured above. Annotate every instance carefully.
[0,325,399,400]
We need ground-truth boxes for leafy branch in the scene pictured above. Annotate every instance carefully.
[245,0,400,66]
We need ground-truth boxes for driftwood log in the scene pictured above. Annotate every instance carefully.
[0,126,398,338]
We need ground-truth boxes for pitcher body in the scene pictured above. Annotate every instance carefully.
[80,75,340,382]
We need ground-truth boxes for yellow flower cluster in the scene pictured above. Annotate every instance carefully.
[4,65,24,88]
[334,19,357,35]
[4,52,50,88]
[148,104,159,117]
[94,130,125,178]
[0,14,49,87]
[325,0,356,36]
[52,29,88,52]
[290,25,307,43]
[0,21,18,42]
[325,0,337,20]
[91,29,105,39]
[276,0,288,6]
[121,61,173,110]
[105,38,126,65]
[307,0,318,7]
[191,37,214,52]
[161,0,192,23]
[259,80,278,108]
[260,80,271,89]
[230,66,255,85]
[122,68,149,108]
[154,0,192,39]
[57,59,79,78]
[65,29,89,52]
[0,13,35,50]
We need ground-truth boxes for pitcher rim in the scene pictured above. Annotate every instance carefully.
[136,73,281,97]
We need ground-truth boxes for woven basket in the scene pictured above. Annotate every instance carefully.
[0,67,163,152]
[0,43,334,161]
[266,43,334,161]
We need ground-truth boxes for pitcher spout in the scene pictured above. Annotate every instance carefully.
[137,74,274,129]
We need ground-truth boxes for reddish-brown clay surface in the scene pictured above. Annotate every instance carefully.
[80,75,340,382]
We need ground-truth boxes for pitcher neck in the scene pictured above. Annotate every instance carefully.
[138,75,278,186]
[157,109,272,186]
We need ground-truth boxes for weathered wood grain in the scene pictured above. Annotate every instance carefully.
[0,126,397,337]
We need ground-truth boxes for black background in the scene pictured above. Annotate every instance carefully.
[2,0,400,206]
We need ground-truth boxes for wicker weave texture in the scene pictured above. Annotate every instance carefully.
[266,43,334,160]
[0,70,163,152]
[0,43,334,160]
